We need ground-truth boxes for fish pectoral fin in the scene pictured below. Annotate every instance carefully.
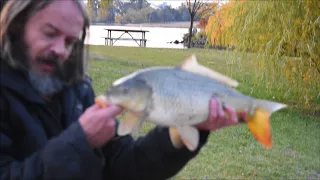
[131,111,148,137]
[177,54,239,88]
[247,100,287,149]
[170,126,199,152]
[117,111,142,136]
[169,127,184,149]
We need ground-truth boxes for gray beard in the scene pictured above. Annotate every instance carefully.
[28,71,64,96]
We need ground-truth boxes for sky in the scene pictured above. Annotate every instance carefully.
[148,0,186,8]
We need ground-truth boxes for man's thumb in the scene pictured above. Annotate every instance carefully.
[99,105,123,118]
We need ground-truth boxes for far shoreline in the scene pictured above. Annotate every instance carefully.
[91,21,200,29]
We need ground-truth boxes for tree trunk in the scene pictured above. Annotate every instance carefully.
[138,0,143,9]
[188,15,194,48]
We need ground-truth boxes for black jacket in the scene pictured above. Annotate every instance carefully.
[0,63,210,180]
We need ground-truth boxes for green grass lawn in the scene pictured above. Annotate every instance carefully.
[86,45,320,179]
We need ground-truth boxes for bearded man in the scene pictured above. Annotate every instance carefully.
[0,0,242,179]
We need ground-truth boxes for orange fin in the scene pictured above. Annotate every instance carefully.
[169,127,184,149]
[169,126,199,151]
[177,126,199,151]
[247,108,272,149]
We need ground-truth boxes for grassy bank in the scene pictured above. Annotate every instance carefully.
[86,45,320,179]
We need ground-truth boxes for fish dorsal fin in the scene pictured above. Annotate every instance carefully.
[177,54,239,88]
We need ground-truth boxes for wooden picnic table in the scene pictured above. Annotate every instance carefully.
[102,28,149,47]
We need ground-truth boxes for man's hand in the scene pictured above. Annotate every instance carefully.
[79,104,123,148]
[195,97,247,131]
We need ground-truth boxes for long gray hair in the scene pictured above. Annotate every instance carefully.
[0,0,91,85]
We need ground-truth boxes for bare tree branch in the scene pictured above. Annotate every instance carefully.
[186,0,191,13]
[192,0,197,15]
[185,0,204,48]
[195,1,203,12]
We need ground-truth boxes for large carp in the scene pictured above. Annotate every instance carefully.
[95,54,287,151]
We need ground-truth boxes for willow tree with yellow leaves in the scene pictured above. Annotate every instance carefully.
[205,1,236,47]
[205,0,319,108]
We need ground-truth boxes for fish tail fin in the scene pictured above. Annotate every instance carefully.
[246,99,287,149]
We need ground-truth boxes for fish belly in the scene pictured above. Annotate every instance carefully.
[147,93,211,126]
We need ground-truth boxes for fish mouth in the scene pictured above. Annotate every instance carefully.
[94,95,109,108]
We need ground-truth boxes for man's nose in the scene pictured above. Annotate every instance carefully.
[51,38,67,58]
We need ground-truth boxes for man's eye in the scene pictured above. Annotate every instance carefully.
[44,30,57,38]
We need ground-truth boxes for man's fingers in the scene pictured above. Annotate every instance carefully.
[105,118,116,127]
[96,105,123,119]
[209,98,217,120]
[224,105,238,125]
[238,110,248,122]
[216,98,224,118]
[209,97,225,121]
[85,104,101,112]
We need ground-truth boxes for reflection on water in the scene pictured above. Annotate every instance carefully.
[85,25,190,49]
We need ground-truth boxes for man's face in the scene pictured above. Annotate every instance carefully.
[23,0,84,96]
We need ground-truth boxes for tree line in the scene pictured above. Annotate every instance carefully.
[87,0,202,24]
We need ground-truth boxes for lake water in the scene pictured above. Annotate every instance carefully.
[84,25,193,49]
